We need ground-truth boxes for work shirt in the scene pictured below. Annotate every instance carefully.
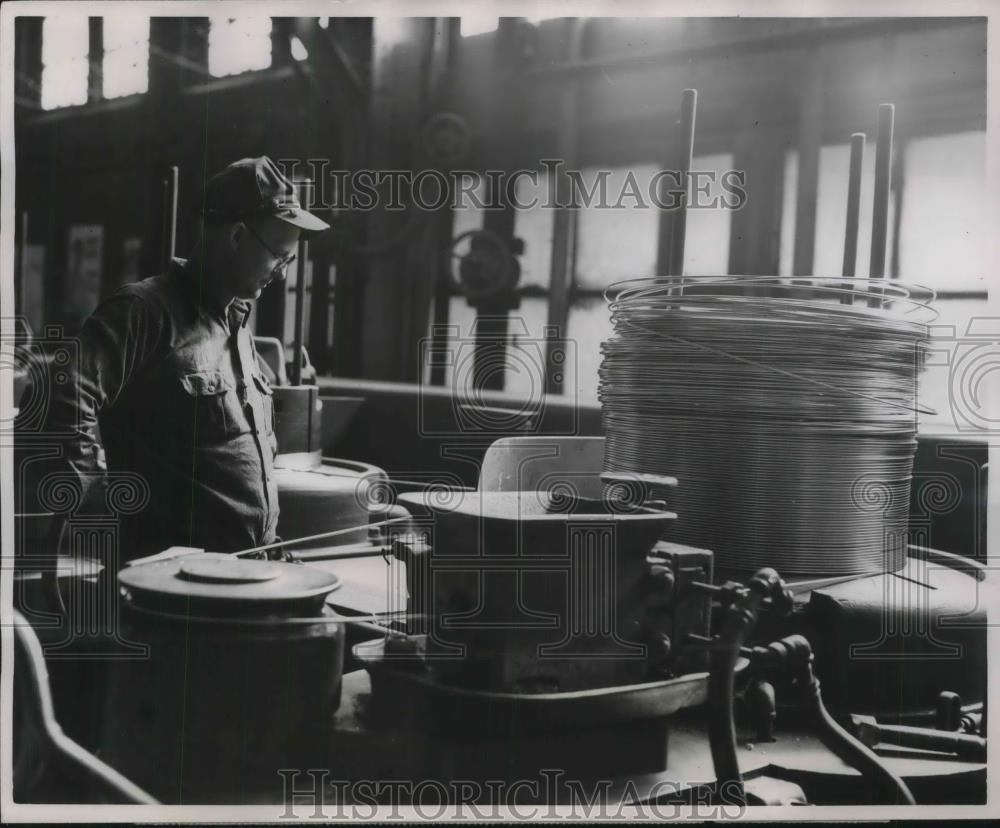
[39,257,279,564]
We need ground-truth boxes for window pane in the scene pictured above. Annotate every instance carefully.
[41,57,89,110]
[102,17,149,98]
[683,153,733,276]
[432,299,552,397]
[575,165,660,289]
[779,150,798,276]
[505,299,551,398]
[103,15,147,50]
[42,16,88,63]
[565,297,614,402]
[461,17,499,37]
[41,16,89,109]
[452,174,486,238]
[814,141,896,279]
[898,132,987,292]
[513,172,553,290]
[208,17,272,78]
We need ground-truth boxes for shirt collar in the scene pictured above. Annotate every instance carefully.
[170,257,252,328]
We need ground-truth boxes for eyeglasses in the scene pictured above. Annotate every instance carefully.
[242,222,297,274]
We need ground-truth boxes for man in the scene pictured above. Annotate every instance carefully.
[40,156,329,565]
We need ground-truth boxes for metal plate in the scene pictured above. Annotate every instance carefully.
[120,553,340,608]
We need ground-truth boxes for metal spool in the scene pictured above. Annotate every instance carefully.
[599,276,934,578]
[275,458,385,548]
[103,556,344,803]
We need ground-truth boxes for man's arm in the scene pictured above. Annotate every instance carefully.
[38,290,165,523]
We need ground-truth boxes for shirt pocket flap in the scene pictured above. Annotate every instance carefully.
[252,374,274,396]
[180,370,234,397]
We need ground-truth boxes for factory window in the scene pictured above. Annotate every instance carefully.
[433,159,734,399]
[903,131,988,431]
[40,16,89,110]
[208,17,272,78]
[897,131,986,293]
[101,17,150,99]
[569,157,733,399]
[813,142,897,280]
[461,17,500,37]
[779,131,987,432]
[290,36,309,62]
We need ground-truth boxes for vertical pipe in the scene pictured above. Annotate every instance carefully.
[16,211,29,314]
[667,88,698,279]
[167,166,179,262]
[868,104,894,308]
[840,133,865,305]
[291,180,311,386]
[161,167,179,273]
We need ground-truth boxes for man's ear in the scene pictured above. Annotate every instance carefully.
[228,222,244,250]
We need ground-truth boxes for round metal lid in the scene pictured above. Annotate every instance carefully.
[119,553,340,609]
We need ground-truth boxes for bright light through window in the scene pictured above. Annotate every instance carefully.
[102,17,150,99]
[41,16,89,110]
[461,16,500,37]
[208,17,272,78]
[290,36,308,61]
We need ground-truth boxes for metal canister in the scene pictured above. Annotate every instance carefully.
[102,554,344,804]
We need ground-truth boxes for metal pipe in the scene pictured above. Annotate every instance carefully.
[291,179,311,386]
[852,715,987,762]
[868,104,894,308]
[161,166,179,273]
[755,635,916,805]
[668,88,697,279]
[234,515,413,558]
[706,567,785,805]
[840,132,865,305]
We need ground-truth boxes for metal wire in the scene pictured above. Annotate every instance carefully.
[599,276,935,577]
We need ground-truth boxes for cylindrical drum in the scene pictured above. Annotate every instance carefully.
[600,277,934,578]
[275,458,386,547]
[102,555,344,803]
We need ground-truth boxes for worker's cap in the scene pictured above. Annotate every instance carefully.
[199,156,330,234]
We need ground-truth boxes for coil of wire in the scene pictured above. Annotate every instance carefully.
[599,276,935,578]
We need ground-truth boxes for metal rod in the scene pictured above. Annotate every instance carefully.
[234,516,412,558]
[161,168,179,273]
[868,104,894,307]
[16,211,28,311]
[840,132,865,305]
[667,88,698,279]
[290,543,393,562]
[167,165,178,262]
[291,179,311,386]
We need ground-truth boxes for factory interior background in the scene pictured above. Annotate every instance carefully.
[4,7,993,814]
[11,15,987,429]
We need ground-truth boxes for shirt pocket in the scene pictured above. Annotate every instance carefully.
[178,369,240,441]
[252,374,276,437]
